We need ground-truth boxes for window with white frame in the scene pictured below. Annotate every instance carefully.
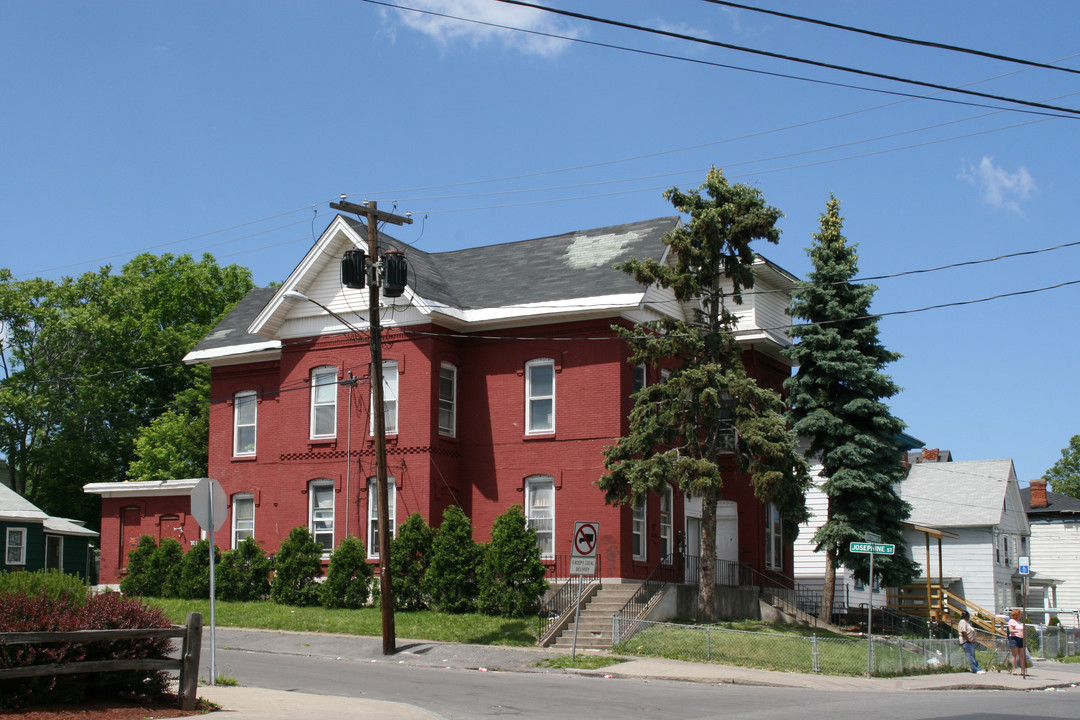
[764,502,783,570]
[309,480,335,552]
[5,528,26,565]
[633,363,647,395]
[525,475,554,559]
[438,362,456,436]
[232,493,255,547]
[367,477,397,558]
[233,390,257,456]
[372,361,398,435]
[632,497,646,561]
[660,485,673,562]
[311,367,338,438]
[525,359,555,434]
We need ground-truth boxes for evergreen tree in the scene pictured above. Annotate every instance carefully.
[1045,434,1080,499]
[390,512,434,611]
[145,538,184,598]
[599,168,809,620]
[270,526,324,607]
[477,505,548,617]
[177,539,221,600]
[217,537,271,602]
[785,195,918,619]
[424,506,480,613]
[119,535,157,597]
[321,535,372,609]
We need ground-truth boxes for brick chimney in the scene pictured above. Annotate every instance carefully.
[922,448,940,462]
[1030,479,1049,508]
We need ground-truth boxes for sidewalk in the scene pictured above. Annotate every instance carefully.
[194,629,1080,719]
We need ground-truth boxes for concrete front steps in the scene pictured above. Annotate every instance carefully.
[550,583,642,650]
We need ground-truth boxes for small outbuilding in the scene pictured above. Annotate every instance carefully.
[1,482,99,580]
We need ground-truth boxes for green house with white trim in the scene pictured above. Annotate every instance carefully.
[1,482,98,580]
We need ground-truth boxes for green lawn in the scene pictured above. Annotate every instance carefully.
[146,599,1004,677]
[612,621,979,677]
[147,598,540,646]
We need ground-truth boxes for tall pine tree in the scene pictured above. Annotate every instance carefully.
[785,195,918,619]
[599,168,809,620]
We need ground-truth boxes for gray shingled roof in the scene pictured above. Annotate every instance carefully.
[1021,486,1080,516]
[187,286,278,358]
[189,217,680,357]
[433,217,678,308]
[902,459,1016,528]
[0,483,95,536]
[0,482,49,520]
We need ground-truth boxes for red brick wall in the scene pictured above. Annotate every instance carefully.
[101,320,790,585]
[98,495,202,585]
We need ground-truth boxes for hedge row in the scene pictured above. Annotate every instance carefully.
[122,504,548,617]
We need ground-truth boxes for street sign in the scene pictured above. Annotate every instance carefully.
[849,541,895,555]
[572,522,599,557]
[1019,556,1030,575]
[569,556,596,575]
[190,478,227,532]
[571,521,599,577]
[864,532,881,543]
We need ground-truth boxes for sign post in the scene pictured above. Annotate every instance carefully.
[850,540,895,678]
[190,478,226,685]
[570,522,599,661]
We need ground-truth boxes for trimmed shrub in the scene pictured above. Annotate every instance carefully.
[145,538,184,598]
[321,535,372,609]
[177,539,221,600]
[424,505,480,613]
[477,504,548,617]
[0,569,87,607]
[218,537,272,602]
[390,512,433,610]
[270,526,324,607]
[119,535,158,596]
[0,589,172,709]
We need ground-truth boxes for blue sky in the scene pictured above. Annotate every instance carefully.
[2,1,1077,484]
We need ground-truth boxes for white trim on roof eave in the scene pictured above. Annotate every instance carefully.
[457,292,649,324]
[83,478,205,498]
[0,511,47,521]
[182,341,282,366]
[248,216,364,338]
[735,327,793,348]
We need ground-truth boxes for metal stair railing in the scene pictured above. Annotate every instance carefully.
[611,554,678,644]
[537,554,601,645]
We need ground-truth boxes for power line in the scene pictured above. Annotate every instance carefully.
[370,0,1076,119]
[489,0,1080,117]
[700,0,1080,76]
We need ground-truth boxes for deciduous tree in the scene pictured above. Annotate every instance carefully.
[1045,434,1080,499]
[0,254,251,525]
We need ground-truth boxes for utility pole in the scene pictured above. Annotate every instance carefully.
[330,199,411,656]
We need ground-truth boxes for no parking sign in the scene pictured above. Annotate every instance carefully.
[570,521,598,575]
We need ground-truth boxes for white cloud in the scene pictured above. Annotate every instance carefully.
[959,156,1037,214]
[389,0,581,58]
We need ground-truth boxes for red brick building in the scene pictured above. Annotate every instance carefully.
[86,215,798,587]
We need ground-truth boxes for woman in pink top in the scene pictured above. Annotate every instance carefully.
[1007,609,1026,677]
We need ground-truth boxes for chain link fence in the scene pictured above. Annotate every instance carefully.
[611,616,1079,677]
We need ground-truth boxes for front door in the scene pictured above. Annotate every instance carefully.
[45,535,62,570]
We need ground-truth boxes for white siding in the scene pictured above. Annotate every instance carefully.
[1029,520,1080,627]
[902,527,1005,614]
[794,468,876,611]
